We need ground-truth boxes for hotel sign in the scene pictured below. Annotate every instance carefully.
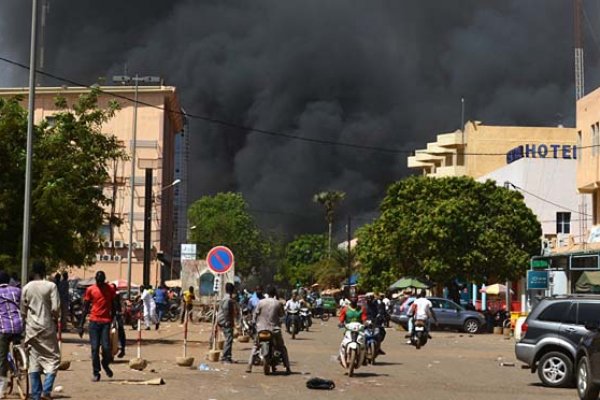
[506,144,577,164]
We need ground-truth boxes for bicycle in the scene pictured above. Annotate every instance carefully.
[6,340,28,399]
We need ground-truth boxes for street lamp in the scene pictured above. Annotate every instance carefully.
[21,0,39,285]
[112,74,160,298]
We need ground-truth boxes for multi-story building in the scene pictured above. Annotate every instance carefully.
[408,121,577,179]
[0,86,185,284]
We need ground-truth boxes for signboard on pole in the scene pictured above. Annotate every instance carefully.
[206,246,234,275]
[527,270,549,290]
[181,244,197,261]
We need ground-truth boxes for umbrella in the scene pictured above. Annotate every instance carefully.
[479,284,514,296]
[111,279,140,290]
[388,277,430,290]
[165,279,182,288]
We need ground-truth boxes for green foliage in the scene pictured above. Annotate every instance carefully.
[313,191,346,224]
[278,234,327,286]
[356,176,542,291]
[0,88,127,272]
[187,192,270,277]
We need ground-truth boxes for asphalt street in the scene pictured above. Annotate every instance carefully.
[40,320,574,400]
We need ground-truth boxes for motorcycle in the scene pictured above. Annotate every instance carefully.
[299,308,312,331]
[241,306,256,339]
[160,301,181,322]
[410,318,428,349]
[287,309,300,339]
[339,322,366,377]
[364,320,381,365]
[256,328,289,375]
[123,300,143,329]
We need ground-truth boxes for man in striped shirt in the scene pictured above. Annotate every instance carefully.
[0,271,23,397]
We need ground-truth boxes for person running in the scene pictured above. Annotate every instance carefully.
[180,286,195,324]
[217,283,237,363]
[22,261,60,399]
[0,271,23,397]
[78,271,117,382]
[140,286,158,330]
[154,284,168,324]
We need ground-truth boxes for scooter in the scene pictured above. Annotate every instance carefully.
[287,309,300,339]
[364,320,381,365]
[410,318,428,350]
[256,328,289,375]
[299,307,312,331]
[339,322,366,377]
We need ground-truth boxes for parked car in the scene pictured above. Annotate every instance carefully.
[575,322,600,400]
[390,297,485,334]
[515,295,600,388]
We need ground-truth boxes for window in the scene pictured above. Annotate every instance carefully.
[564,303,577,324]
[577,131,582,163]
[577,303,600,326]
[556,212,571,234]
[593,122,600,157]
[538,302,570,322]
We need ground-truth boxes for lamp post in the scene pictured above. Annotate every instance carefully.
[112,74,160,298]
[21,0,39,285]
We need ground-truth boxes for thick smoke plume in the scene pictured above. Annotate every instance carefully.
[0,0,597,238]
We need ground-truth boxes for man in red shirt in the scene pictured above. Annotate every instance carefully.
[78,271,117,381]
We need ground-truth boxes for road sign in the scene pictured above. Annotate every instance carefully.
[206,246,235,275]
[527,270,549,290]
[181,243,197,261]
[213,275,221,292]
[531,258,550,270]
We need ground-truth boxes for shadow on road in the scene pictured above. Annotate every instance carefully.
[372,361,403,366]
[350,372,389,378]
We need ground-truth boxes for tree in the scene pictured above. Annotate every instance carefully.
[313,190,345,258]
[356,176,541,292]
[0,89,126,273]
[278,234,327,287]
[187,192,270,277]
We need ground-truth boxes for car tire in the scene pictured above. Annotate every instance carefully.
[577,356,600,400]
[463,318,480,334]
[538,351,573,388]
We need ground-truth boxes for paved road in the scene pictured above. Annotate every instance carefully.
[38,320,575,400]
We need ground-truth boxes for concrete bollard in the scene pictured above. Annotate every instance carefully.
[176,308,194,367]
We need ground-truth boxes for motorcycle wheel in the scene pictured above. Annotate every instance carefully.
[305,321,310,332]
[292,324,296,340]
[348,348,357,377]
[415,333,421,350]
[169,311,179,322]
[263,357,271,375]
[321,313,330,322]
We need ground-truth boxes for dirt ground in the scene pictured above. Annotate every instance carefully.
[16,319,575,400]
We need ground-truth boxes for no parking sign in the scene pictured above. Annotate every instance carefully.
[206,246,235,275]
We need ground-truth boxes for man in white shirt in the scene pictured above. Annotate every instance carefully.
[407,290,437,341]
[284,293,301,332]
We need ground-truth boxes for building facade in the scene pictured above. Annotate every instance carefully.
[0,86,185,284]
[408,121,577,179]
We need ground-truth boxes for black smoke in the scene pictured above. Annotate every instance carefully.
[0,0,597,238]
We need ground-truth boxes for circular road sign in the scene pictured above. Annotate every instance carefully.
[206,246,234,275]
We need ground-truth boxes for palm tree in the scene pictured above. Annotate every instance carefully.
[313,191,345,258]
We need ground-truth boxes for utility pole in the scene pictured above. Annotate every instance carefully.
[21,0,39,285]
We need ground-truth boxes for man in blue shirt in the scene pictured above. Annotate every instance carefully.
[0,271,23,395]
[153,285,168,326]
[248,286,263,312]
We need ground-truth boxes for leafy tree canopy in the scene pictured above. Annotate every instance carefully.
[187,192,270,277]
[277,234,327,287]
[356,176,542,291]
[0,88,126,274]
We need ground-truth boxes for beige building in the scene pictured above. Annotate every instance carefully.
[0,86,184,285]
[408,121,577,179]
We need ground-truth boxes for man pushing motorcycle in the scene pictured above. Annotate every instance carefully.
[246,286,291,374]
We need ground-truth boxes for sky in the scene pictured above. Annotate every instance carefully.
[1,0,599,239]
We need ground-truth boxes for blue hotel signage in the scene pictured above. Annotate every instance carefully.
[506,144,577,164]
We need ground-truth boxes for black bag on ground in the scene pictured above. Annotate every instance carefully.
[306,377,335,390]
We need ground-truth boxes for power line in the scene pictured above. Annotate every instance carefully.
[1,54,598,156]
[507,182,593,217]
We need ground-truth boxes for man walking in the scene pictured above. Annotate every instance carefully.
[78,271,117,381]
[140,286,158,330]
[22,261,60,400]
[217,283,237,363]
[0,271,23,397]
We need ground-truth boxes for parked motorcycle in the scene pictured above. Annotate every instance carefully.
[339,322,366,377]
[287,309,300,339]
[410,318,428,349]
[123,300,143,329]
[160,301,181,322]
[256,328,289,375]
[364,320,381,365]
[299,307,312,332]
